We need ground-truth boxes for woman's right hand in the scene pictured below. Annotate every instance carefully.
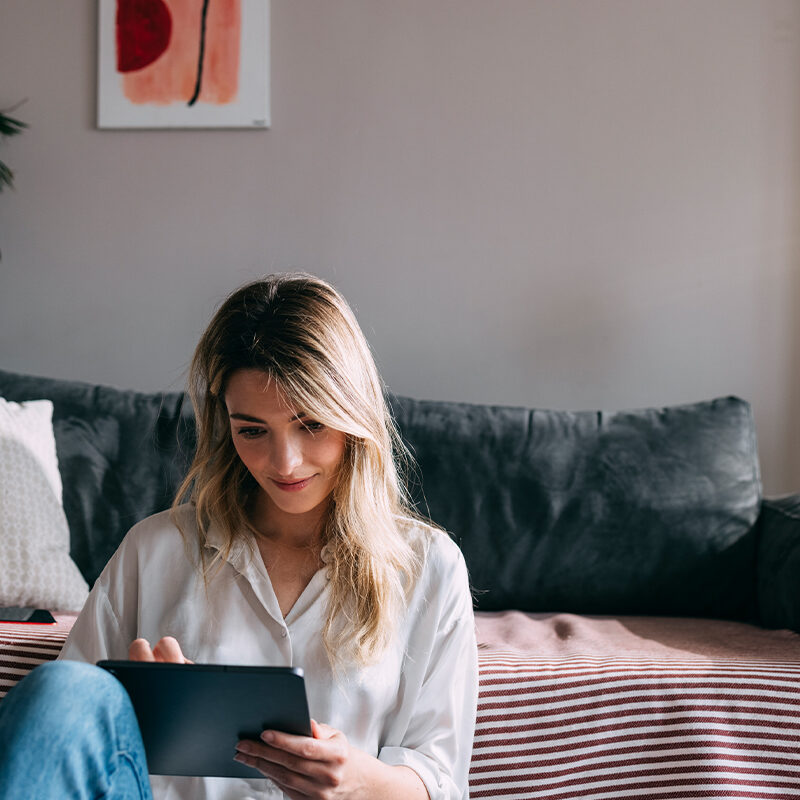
[128,636,193,663]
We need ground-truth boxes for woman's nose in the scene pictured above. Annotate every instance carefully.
[269,435,303,477]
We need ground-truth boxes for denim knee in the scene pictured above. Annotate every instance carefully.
[20,660,123,705]
[0,661,152,799]
[23,659,114,688]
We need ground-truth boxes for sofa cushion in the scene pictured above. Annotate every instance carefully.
[0,370,195,585]
[390,396,762,619]
[0,398,89,609]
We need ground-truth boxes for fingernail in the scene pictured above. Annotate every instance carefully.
[261,730,275,743]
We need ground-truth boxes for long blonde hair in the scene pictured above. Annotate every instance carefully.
[173,273,422,667]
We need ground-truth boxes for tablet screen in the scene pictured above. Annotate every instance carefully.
[98,661,312,777]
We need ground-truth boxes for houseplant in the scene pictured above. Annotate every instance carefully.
[0,108,27,192]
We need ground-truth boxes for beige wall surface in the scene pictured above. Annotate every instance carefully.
[1,1,800,493]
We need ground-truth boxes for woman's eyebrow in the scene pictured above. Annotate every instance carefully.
[228,412,309,423]
[229,412,265,423]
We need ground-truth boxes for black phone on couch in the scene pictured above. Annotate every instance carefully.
[0,607,57,624]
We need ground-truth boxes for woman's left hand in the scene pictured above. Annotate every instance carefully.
[234,719,365,800]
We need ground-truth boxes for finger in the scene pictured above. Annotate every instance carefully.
[236,736,344,781]
[259,729,334,761]
[152,636,189,663]
[311,719,336,740]
[128,638,155,661]
[233,749,331,796]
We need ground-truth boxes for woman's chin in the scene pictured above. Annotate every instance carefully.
[260,488,331,520]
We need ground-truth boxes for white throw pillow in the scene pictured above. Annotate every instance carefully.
[0,398,89,609]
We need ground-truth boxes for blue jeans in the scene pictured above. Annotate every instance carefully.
[0,660,152,799]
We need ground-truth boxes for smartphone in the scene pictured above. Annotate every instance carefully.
[0,607,57,624]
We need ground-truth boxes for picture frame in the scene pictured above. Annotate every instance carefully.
[97,0,270,129]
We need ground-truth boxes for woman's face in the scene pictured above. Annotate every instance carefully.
[224,369,347,527]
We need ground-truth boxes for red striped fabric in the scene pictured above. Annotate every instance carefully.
[2,612,800,800]
[471,647,800,799]
[0,613,77,700]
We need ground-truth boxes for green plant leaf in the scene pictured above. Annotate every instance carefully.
[0,110,26,192]
[0,112,27,138]
[0,160,14,192]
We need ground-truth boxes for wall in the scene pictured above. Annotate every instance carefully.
[1,0,800,493]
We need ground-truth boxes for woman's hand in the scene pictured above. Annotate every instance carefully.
[234,720,360,799]
[128,636,193,663]
[234,720,428,800]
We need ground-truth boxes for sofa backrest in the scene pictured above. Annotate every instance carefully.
[391,395,762,620]
[0,369,762,620]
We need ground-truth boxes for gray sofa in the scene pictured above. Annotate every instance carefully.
[2,367,800,798]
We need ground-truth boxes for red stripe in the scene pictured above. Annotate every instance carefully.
[479,685,800,709]
[471,725,800,759]
[470,748,800,775]
[478,653,800,663]
[480,672,800,692]
[0,640,66,650]
[477,701,800,728]
[470,784,799,799]
[0,634,67,642]
[474,713,800,733]
[0,651,61,661]
[479,663,800,678]
[0,658,55,675]
[480,667,800,683]
[469,768,800,792]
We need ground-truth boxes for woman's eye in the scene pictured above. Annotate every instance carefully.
[303,421,325,433]
[237,427,265,439]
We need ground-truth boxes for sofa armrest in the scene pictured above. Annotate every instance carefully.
[757,494,800,631]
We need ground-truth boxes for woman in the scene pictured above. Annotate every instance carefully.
[0,274,478,800]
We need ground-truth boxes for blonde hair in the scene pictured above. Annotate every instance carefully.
[173,273,422,667]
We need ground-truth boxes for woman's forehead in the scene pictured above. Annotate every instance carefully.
[224,369,299,417]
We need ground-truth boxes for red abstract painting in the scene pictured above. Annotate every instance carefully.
[115,0,241,107]
[98,0,268,128]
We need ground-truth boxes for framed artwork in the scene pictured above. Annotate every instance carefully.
[98,0,270,129]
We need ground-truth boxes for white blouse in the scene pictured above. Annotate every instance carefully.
[59,505,478,800]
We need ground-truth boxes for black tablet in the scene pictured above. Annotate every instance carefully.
[97,661,312,778]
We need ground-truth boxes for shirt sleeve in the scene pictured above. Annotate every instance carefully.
[378,541,478,800]
[58,533,139,664]
[58,584,129,664]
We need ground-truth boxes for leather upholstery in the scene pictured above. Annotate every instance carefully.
[756,495,800,629]
[391,395,761,618]
[0,369,765,621]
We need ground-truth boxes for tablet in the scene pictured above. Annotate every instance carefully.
[97,661,312,778]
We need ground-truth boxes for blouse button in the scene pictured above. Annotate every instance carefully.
[281,630,288,638]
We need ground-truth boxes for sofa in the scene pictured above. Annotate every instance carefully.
[1,366,800,799]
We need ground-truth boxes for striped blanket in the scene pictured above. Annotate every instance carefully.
[0,612,77,700]
[472,613,800,799]
[2,611,800,798]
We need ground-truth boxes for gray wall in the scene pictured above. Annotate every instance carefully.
[2,1,800,494]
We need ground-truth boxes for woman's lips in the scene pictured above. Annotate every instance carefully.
[271,476,315,492]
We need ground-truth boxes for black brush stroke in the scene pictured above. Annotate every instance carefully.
[188,0,211,107]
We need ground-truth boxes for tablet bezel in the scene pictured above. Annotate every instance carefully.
[97,660,312,778]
